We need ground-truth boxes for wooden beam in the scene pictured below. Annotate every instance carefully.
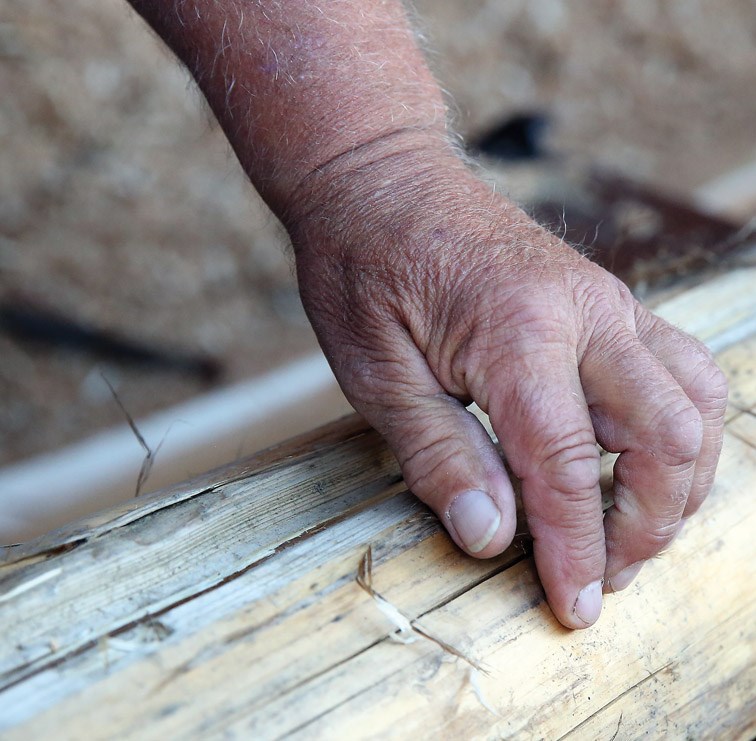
[1,268,755,738]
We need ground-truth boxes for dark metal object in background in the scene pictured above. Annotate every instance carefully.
[0,299,222,382]
[472,113,550,161]
[530,172,748,292]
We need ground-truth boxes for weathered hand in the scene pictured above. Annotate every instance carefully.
[128,0,728,629]
[291,147,728,629]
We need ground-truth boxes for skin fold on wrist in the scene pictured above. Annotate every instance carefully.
[126,0,452,219]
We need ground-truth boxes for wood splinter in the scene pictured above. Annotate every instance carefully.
[356,547,500,716]
[356,546,487,674]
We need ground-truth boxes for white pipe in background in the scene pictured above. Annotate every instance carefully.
[0,352,351,544]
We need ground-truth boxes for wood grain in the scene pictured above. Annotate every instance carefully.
[1,268,754,739]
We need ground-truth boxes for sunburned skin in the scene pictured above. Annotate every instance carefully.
[128,0,450,213]
[124,0,728,630]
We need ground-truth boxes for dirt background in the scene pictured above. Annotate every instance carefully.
[1,0,755,465]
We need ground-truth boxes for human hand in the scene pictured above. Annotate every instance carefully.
[289,143,728,629]
[127,0,727,629]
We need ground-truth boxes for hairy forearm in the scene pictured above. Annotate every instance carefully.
[123,1,726,633]
[126,0,454,220]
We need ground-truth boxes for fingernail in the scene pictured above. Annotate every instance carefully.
[573,580,603,626]
[607,561,644,593]
[448,490,501,554]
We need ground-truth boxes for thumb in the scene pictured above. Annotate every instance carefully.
[339,341,517,558]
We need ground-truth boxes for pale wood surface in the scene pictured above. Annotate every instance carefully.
[1,268,755,740]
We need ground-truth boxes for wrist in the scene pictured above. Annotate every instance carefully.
[284,131,536,279]
[280,126,460,235]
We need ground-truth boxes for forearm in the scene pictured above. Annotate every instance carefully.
[124,1,726,633]
[126,0,454,221]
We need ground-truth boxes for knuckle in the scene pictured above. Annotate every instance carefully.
[586,322,638,360]
[499,311,568,355]
[528,510,605,569]
[564,530,605,568]
[574,270,634,325]
[652,399,703,465]
[614,277,638,312]
[457,310,575,405]
[526,504,604,568]
[686,358,729,415]
[536,433,601,497]
[398,428,467,496]
[634,520,680,559]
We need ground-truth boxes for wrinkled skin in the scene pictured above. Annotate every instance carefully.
[126,0,728,630]
[291,147,728,629]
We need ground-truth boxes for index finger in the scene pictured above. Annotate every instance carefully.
[479,345,606,630]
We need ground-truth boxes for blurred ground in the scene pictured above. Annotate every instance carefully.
[417,0,756,192]
[1,0,755,465]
